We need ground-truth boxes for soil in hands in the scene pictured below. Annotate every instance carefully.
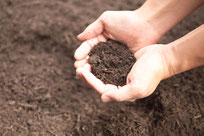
[1,0,204,135]
[88,40,136,86]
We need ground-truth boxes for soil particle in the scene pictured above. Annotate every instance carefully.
[88,40,136,86]
[0,0,203,135]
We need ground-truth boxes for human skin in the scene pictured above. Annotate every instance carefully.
[166,25,204,77]
[75,0,204,58]
[136,0,204,38]
[74,0,204,102]
[76,25,204,102]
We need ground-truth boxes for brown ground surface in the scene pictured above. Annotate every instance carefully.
[88,40,136,86]
[0,0,203,135]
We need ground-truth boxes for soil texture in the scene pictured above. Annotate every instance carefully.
[0,0,203,135]
[88,40,136,86]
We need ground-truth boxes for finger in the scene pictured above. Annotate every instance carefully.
[74,41,91,61]
[86,34,106,47]
[74,56,89,68]
[76,67,105,94]
[104,84,118,93]
[82,63,91,72]
[74,34,106,60]
[77,19,104,41]
[101,84,137,102]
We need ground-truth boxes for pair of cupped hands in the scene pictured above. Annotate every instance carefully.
[74,11,173,102]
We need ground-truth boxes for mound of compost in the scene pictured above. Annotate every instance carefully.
[88,40,136,86]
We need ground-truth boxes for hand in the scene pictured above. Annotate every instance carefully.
[74,2,204,102]
[74,10,170,102]
[75,44,171,102]
[74,10,161,62]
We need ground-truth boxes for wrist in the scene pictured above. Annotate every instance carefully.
[135,0,203,38]
[165,25,204,77]
[133,10,162,41]
[134,2,176,37]
[166,42,193,78]
[159,45,176,79]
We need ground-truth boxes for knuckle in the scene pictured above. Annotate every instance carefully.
[102,11,110,16]
[101,11,112,21]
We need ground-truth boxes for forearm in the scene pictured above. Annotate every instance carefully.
[167,25,204,76]
[136,0,204,38]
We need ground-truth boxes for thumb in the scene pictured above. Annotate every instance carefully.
[101,84,138,102]
[77,19,104,41]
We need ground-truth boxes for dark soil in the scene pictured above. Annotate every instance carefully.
[88,40,136,86]
[0,0,203,135]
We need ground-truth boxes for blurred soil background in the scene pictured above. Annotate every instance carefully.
[0,0,203,135]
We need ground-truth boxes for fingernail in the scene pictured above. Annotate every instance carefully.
[102,96,112,102]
